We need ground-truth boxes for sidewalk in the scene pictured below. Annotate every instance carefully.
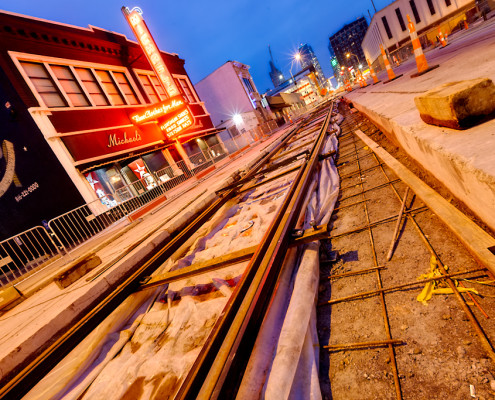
[0,126,291,385]
[345,16,495,232]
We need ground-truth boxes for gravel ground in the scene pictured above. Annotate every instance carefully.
[317,103,495,400]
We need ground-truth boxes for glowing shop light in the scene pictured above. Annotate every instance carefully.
[232,114,243,125]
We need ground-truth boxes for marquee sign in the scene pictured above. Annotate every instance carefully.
[129,96,186,125]
[122,7,180,98]
[129,94,194,140]
[160,108,193,139]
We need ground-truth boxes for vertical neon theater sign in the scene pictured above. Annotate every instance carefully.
[122,6,180,98]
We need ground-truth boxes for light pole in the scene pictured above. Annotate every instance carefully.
[346,52,361,73]
[290,52,301,92]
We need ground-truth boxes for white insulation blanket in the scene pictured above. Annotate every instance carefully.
[237,113,342,400]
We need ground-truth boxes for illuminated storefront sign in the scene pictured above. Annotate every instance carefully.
[128,94,194,139]
[129,96,185,124]
[122,7,180,97]
[160,108,193,139]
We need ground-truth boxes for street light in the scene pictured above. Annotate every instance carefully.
[346,52,361,69]
[346,52,362,82]
[290,52,301,92]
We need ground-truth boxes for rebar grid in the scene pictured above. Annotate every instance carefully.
[368,149,495,364]
[349,129,403,399]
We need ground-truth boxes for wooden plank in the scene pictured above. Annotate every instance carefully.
[139,245,257,291]
[290,224,330,246]
[354,129,495,275]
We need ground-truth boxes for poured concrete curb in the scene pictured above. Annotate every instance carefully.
[349,101,495,232]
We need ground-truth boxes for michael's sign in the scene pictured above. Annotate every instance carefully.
[108,130,142,147]
[62,124,163,163]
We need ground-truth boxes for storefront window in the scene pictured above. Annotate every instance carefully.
[85,170,118,207]
[20,61,67,107]
[51,65,90,107]
[182,140,209,166]
[95,70,125,105]
[18,58,141,109]
[174,77,196,103]
[138,73,167,103]
[142,152,169,175]
[123,159,157,191]
[74,67,110,106]
[113,72,139,105]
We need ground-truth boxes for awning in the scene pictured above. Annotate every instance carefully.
[266,92,304,110]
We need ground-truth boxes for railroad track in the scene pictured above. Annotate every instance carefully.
[5,98,494,400]
[2,100,338,399]
[317,101,495,400]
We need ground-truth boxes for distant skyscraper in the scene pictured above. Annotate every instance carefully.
[268,46,284,88]
[328,45,342,86]
[328,17,368,73]
[298,43,325,85]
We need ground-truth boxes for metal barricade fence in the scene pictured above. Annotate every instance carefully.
[0,226,62,287]
[221,136,240,154]
[48,195,130,251]
[208,143,227,161]
[233,133,249,149]
[188,151,211,167]
[155,160,193,191]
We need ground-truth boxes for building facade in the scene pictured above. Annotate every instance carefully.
[195,61,273,135]
[265,65,322,107]
[329,17,369,73]
[361,0,476,65]
[298,43,326,86]
[0,10,221,239]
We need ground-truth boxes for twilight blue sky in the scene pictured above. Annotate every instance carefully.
[2,0,392,92]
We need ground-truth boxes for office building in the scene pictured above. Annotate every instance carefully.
[329,17,369,73]
[298,43,326,86]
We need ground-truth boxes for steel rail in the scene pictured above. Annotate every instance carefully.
[0,102,333,400]
[0,191,236,400]
[0,110,326,400]
[174,102,334,399]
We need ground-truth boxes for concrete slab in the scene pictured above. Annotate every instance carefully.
[414,78,495,129]
[345,17,495,231]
